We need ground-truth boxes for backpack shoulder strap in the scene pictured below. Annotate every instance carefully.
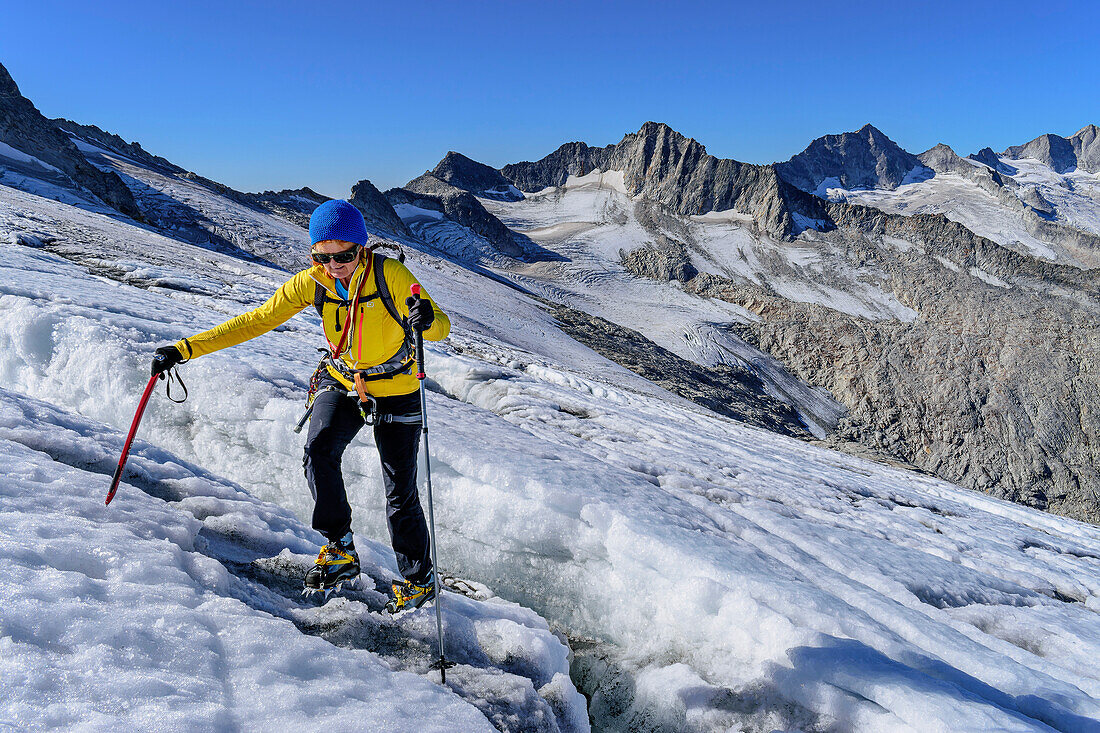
[372,252,406,329]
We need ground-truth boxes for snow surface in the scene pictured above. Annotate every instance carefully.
[470,171,915,431]
[394,202,445,221]
[0,385,583,731]
[3,172,1100,731]
[826,156,1100,267]
[0,141,62,173]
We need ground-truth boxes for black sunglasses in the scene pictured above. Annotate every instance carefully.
[311,246,360,264]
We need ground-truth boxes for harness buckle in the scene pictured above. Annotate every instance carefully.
[357,394,380,426]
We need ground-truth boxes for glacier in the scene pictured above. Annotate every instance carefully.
[3,168,1100,732]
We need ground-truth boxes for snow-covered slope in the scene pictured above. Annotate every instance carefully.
[400,170,871,437]
[823,152,1100,267]
[0,387,581,732]
[5,176,1100,731]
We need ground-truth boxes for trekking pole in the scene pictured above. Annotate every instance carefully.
[410,284,451,683]
[105,372,161,505]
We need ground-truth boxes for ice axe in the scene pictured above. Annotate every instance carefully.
[106,358,186,505]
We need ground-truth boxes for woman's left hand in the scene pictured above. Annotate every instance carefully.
[405,295,435,332]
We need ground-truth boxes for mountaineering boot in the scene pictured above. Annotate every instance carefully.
[384,572,436,614]
[303,533,360,596]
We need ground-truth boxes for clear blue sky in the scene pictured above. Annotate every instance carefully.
[5,0,1097,197]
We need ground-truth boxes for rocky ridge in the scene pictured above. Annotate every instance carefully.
[541,299,808,438]
[776,123,928,193]
[393,172,524,257]
[614,165,1100,521]
[917,142,1096,245]
[1003,125,1100,174]
[969,147,1018,176]
[349,179,412,239]
[501,122,832,238]
[430,151,522,201]
[53,118,185,176]
[238,188,329,229]
[0,63,141,219]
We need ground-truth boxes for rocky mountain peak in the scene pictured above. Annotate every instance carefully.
[918,143,975,178]
[776,124,924,194]
[1070,124,1100,173]
[430,151,522,201]
[0,63,19,96]
[856,123,889,140]
[1074,123,1099,136]
[968,147,1017,175]
[499,122,830,238]
[0,62,141,219]
[348,178,412,239]
[1003,133,1078,173]
[633,121,691,145]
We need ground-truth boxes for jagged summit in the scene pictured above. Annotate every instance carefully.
[254,185,326,200]
[776,124,926,194]
[0,62,141,218]
[430,151,522,201]
[499,121,830,238]
[1003,133,1078,173]
[1070,124,1100,172]
[968,147,1017,176]
[348,178,412,238]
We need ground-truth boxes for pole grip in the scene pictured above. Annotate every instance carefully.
[411,285,426,379]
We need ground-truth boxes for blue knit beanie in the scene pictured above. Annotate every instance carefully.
[309,200,368,246]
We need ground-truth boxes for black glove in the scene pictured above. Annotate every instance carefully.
[152,345,183,376]
[405,295,435,333]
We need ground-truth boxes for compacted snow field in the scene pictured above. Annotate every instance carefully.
[3,176,1100,732]
[822,154,1100,267]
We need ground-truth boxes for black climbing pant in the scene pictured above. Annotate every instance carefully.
[302,376,432,583]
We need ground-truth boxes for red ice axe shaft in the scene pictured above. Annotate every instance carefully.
[105,372,161,505]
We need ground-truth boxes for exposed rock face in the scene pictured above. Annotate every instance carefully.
[671,202,1100,523]
[348,179,412,239]
[592,118,1100,522]
[1018,186,1055,216]
[1070,124,1100,173]
[543,300,808,438]
[0,63,141,219]
[239,187,328,229]
[968,147,1017,176]
[53,119,184,175]
[918,143,1011,196]
[398,173,523,256]
[776,124,926,193]
[918,143,981,178]
[1004,133,1078,173]
[501,141,613,192]
[915,143,1100,258]
[502,122,831,238]
[431,151,522,201]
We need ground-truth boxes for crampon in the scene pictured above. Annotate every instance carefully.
[302,540,360,602]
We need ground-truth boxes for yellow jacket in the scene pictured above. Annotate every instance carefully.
[175,255,450,397]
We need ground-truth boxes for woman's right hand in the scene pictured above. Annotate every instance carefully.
[151,345,183,376]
